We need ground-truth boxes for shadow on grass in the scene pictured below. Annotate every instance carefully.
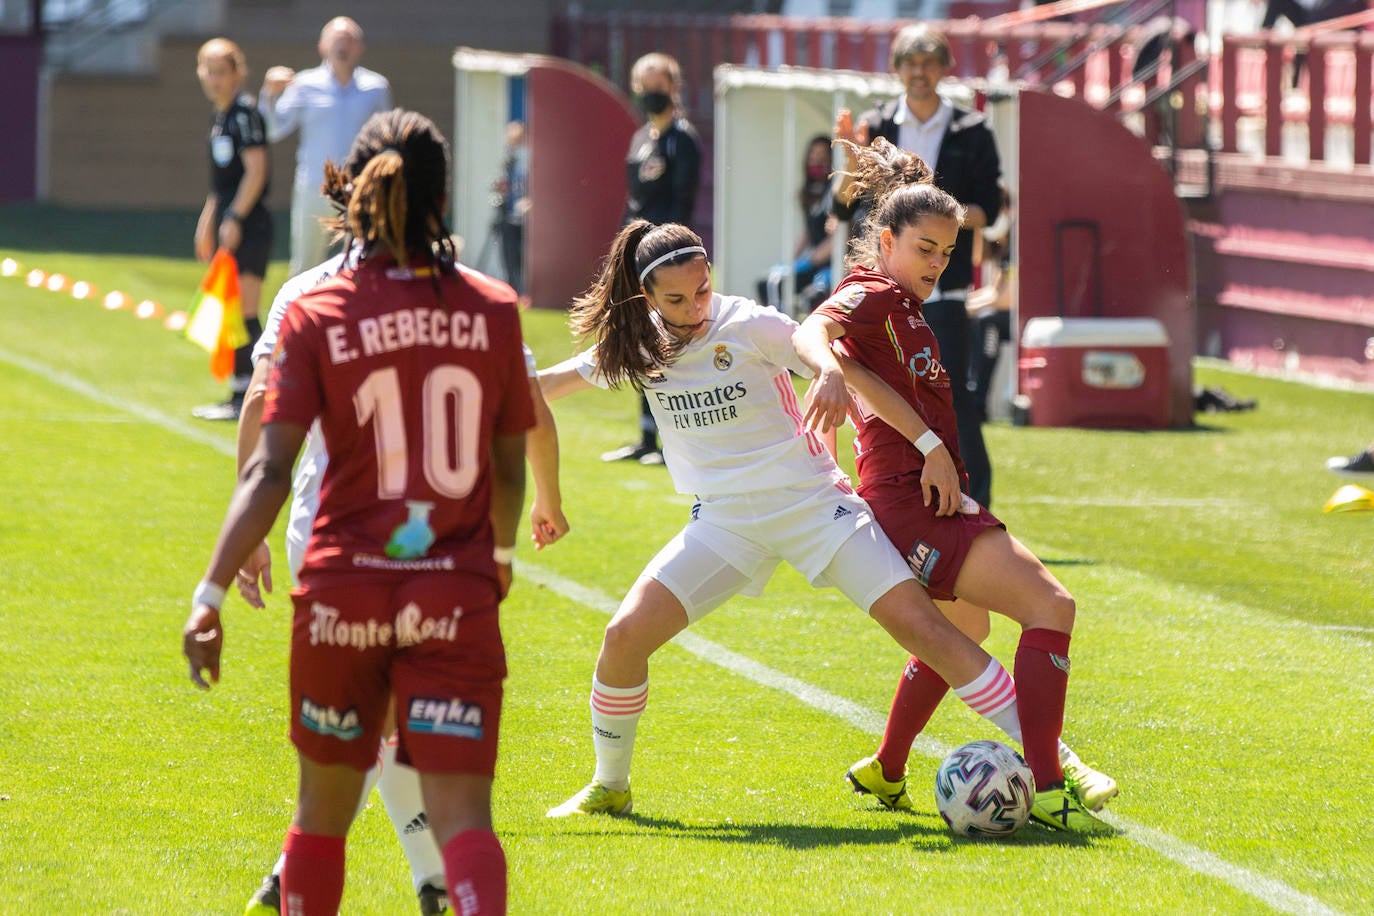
[535,811,1102,850]
[1038,557,1098,568]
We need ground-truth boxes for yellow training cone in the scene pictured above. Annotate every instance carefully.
[1323,484,1374,514]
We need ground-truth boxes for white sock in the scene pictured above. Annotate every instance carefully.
[952,659,1023,744]
[353,759,382,822]
[376,736,445,893]
[590,677,648,792]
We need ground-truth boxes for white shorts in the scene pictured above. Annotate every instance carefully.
[285,434,327,585]
[642,475,916,622]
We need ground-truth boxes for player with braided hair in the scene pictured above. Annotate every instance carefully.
[184,108,530,914]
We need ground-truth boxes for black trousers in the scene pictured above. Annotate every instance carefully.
[923,298,993,509]
[498,221,524,295]
[970,308,1012,423]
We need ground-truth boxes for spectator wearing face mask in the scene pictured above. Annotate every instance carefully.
[756,135,838,315]
[602,51,703,466]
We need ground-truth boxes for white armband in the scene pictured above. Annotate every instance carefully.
[493,545,516,565]
[914,430,944,456]
[192,580,227,611]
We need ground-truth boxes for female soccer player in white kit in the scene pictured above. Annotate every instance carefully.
[540,219,1040,817]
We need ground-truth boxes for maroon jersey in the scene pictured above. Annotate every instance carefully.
[264,258,535,583]
[814,266,968,490]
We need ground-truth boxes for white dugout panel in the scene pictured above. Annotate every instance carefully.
[712,65,901,317]
[713,65,995,318]
[451,48,524,270]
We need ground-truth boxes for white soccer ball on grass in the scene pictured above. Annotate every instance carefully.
[933,740,1035,838]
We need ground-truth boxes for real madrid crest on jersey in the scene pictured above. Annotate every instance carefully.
[830,284,867,313]
[713,344,733,371]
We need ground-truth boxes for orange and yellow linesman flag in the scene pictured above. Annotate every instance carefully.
[185,249,249,381]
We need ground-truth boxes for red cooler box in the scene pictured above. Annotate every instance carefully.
[1018,317,1171,428]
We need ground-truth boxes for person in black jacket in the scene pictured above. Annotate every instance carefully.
[603,51,703,466]
[833,23,1002,508]
[192,37,272,422]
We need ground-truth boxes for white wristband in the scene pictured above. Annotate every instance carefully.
[192,580,226,611]
[914,429,943,456]
[493,545,516,565]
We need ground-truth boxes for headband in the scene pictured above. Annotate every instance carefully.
[638,246,707,285]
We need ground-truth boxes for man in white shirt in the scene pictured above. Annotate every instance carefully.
[258,17,392,275]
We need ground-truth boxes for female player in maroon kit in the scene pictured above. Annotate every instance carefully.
[794,138,1113,835]
[182,109,533,913]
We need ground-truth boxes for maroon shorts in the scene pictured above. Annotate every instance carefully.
[860,479,1004,602]
[289,571,506,774]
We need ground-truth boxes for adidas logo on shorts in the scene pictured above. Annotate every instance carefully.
[833,505,851,520]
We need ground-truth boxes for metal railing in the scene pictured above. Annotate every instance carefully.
[553,2,1374,168]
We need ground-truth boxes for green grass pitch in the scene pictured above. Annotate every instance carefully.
[1,219,1371,915]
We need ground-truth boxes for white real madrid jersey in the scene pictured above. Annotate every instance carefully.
[575,293,841,497]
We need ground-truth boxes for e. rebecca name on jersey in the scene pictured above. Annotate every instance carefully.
[324,307,491,364]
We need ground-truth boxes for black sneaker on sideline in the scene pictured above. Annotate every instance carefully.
[1327,450,1374,478]
[1193,386,1256,413]
[192,397,242,421]
[601,443,658,463]
[418,881,450,915]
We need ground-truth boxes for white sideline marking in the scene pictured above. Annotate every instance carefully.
[0,347,238,459]
[516,562,1348,916]
[1004,495,1241,509]
[2,345,1348,916]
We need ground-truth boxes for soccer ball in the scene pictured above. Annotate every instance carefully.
[933,740,1035,838]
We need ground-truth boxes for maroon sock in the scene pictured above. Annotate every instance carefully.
[280,826,345,916]
[876,657,951,782]
[1014,628,1072,789]
[442,829,508,916]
